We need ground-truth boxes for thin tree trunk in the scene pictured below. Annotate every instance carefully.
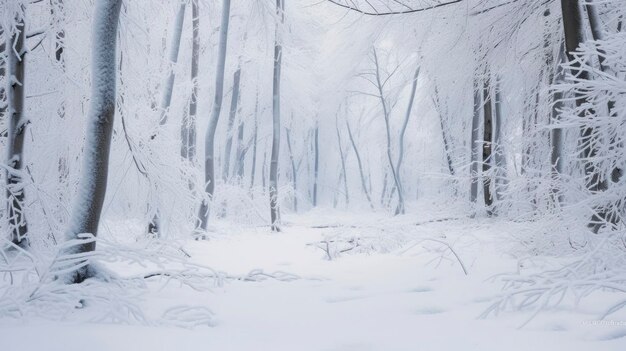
[181,0,199,161]
[394,66,419,214]
[432,86,455,177]
[286,127,298,211]
[158,2,186,125]
[149,2,187,236]
[6,10,28,247]
[223,66,241,181]
[373,49,404,215]
[469,79,481,206]
[312,123,319,207]
[482,75,494,214]
[197,0,231,232]
[269,0,284,231]
[493,77,508,203]
[63,0,122,283]
[561,0,609,232]
[335,114,349,206]
[235,116,245,180]
[346,119,373,209]
[249,92,259,190]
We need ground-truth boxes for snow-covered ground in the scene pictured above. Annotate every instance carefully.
[1,208,625,350]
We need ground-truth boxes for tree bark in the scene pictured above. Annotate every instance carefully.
[372,49,404,215]
[223,66,241,181]
[346,119,373,209]
[285,127,298,211]
[335,114,349,206]
[469,79,481,206]
[249,92,259,190]
[158,2,186,126]
[197,0,230,231]
[63,0,122,283]
[5,10,28,247]
[482,75,494,214]
[269,0,284,231]
[394,66,419,214]
[181,0,199,161]
[560,0,609,232]
[312,123,319,207]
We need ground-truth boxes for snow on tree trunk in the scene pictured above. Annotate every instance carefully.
[373,49,404,215]
[312,123,319,207]
[269,0,284,232]
[493,78,508,203]
[181,0,199,161]
[223,66,241,181]
[197,0,230,232]
[560,0,609,232]
[286,127,298,211]
[63,0,122,283]
[469,79,481,207]
[346,118,373,209]
[249,92,259,190]
[335,114,349,206]
[158,2,186,126]
[482,75,494,214]
[5,11,28,247]
[394,66,419,215]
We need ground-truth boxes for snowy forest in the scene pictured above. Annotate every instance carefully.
[1,0,626,349]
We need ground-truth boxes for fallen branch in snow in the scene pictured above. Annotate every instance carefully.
[398,238,469,275]
[481,231,626,328]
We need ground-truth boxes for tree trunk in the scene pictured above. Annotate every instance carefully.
[432,86,455,177]
[312,123,319,207]
[269,0,284,231]
[5,10,28,247]
[561,0,609,232]
[181,0,199,161]
[197,0,231,232]
[493,78,508,203]
[346,119,373,209]
[469,79,481,206]
[373,49,404,215]
[249,92,259,190]
[235,116,245,180]
[149,2,187,236]
[482,75,494,214]
[394,66,419,214]
[223,66,241,181]
[335,115,349,206]
[63,0,122,283]
[285,127,298,211]
[158,2,186,126]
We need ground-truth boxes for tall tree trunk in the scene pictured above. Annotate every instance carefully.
[269,0,284,231]
[6,10,28,247]
[63,0,122,283]
[432,86,455,178]
[373,49,404,215]
[197,0,230,232]
[149,2,187,237]
[394,66,419,214]
[561,0,609,232]
[335,114,349,206]
[346,119,373,209]
[469,79,481,206]
[312,123,319,207]
[482,75,494,214]
[286,127,298,211]
[181,0,199,161]
[235,116,245,180]
[493,78,508,203]
[249,92,259,190]
[158,2,186,126]
[223,66,241,181]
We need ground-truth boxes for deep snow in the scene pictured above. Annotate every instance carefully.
[1,208,625,350]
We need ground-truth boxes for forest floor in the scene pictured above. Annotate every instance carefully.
[1,204,625,350]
